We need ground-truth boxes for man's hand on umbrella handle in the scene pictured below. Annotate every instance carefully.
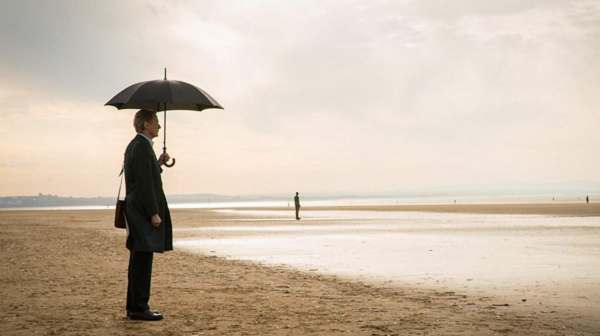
[159,152,170,165]
[151,214,162,228]
[159,152,176,167]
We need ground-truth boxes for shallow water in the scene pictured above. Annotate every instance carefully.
[175,210,600,314]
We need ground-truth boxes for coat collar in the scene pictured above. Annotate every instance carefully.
[136,133,154,146]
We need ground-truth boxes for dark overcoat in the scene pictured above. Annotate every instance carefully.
[124,134,173,252]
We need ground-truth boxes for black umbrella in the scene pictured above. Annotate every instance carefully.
[106,69,223,167]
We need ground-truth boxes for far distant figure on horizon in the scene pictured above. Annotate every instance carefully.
[294,192,301,220]
[586,195,589,204]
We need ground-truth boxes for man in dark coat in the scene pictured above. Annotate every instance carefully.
[124,109,173,321]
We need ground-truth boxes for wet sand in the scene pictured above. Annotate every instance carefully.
[0,205,598,335]
[177,209,600,329]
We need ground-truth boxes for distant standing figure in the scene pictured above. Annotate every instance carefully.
[294,192,301,220]
[586,195,589,204]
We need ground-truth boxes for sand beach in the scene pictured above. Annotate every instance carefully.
[1,203,599,335]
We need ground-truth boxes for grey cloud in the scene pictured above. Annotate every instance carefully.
[0,1,220,100]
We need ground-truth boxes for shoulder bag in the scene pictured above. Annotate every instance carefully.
[114,165,126,229]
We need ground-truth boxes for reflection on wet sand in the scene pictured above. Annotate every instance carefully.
[176,209,600,326]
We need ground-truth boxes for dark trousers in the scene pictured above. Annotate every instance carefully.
[126,251,153,312]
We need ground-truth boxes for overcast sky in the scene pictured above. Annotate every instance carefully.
[1,0,599,197]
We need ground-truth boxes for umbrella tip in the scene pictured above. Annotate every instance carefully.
[164,67,167,80]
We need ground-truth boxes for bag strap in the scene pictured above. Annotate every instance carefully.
[117,160,125,201]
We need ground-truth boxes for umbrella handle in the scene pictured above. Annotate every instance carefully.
[164,157,176,168]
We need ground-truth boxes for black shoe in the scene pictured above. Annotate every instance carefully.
[127,309,163,321]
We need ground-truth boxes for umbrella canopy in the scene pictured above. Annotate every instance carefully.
[105,79,223,111]
[106,69,223,167]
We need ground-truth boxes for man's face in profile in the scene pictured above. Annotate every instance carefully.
[144,115,161,138]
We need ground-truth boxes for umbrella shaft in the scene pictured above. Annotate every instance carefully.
[163,103,167,152]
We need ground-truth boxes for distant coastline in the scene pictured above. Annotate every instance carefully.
[1,191,597,209]
[0,193,261,208]
[0,194,114,208]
